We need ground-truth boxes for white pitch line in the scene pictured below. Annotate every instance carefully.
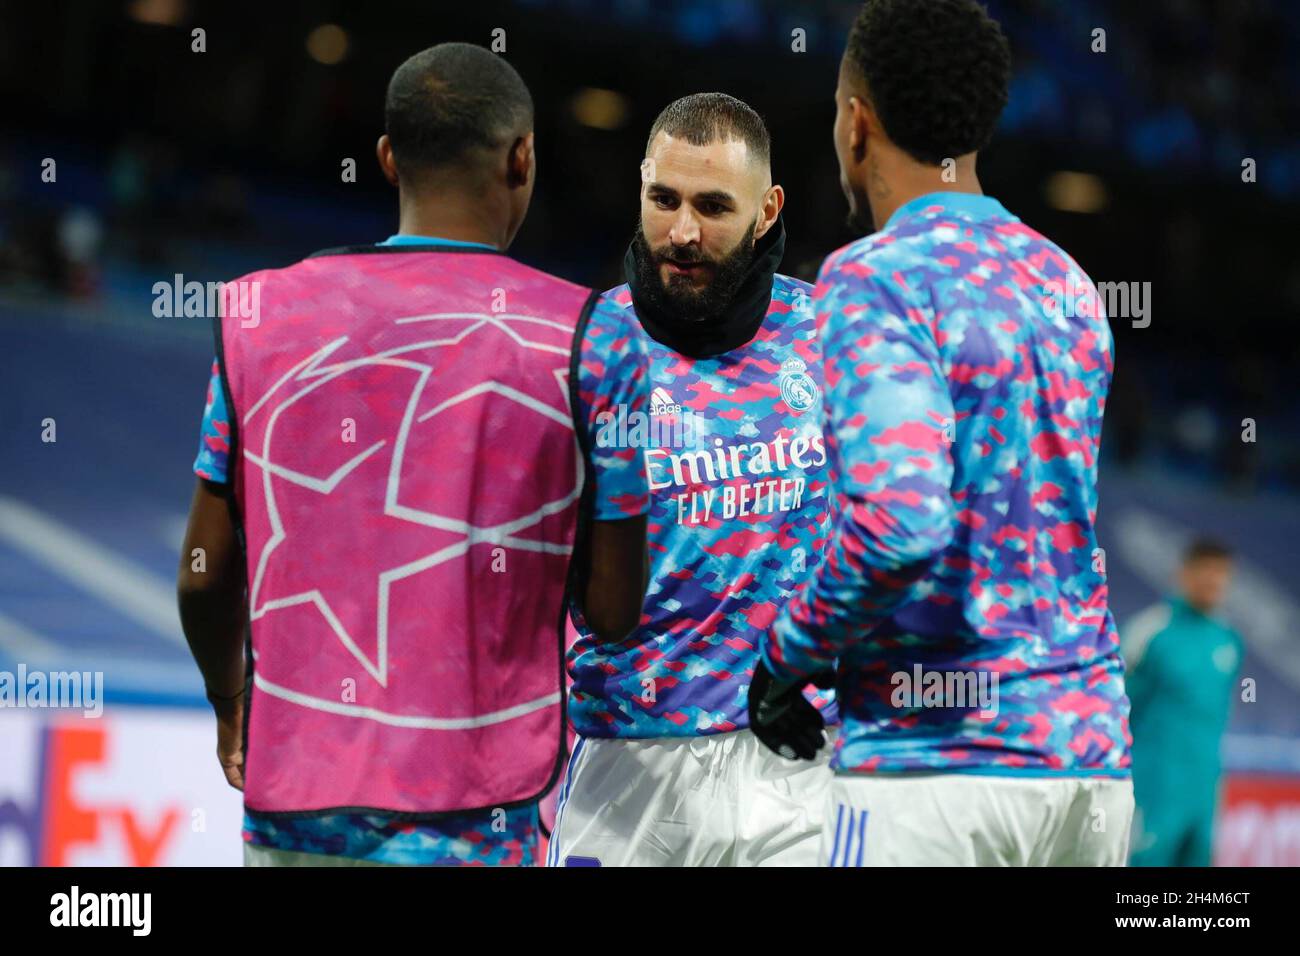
[0,496,184,647]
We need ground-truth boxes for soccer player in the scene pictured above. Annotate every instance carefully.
[549,93,836,867]
[177,43,649,867]
[1124,538,1242,866]
[751,0,1134,866]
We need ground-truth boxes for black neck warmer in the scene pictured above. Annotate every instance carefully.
[623,217,787,358]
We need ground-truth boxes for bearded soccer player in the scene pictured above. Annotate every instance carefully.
[550,93,836,867]
[176,43,649,867]
[752,0,1133,866]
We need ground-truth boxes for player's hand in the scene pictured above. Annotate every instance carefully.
[748,659,826,761]
[212,694,246,791]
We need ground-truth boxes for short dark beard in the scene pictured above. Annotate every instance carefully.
[844,196,874,235]
[844,153,884,234]
[631,220,758,324]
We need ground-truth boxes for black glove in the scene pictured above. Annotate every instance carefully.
[809,669,837,691]
[748,659,826,761]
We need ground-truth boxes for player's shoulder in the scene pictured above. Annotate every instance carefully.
[1016,217,1090,266]
[218,262,286,290]
[294,244,592,297]
[499,254,593,299]
[580,283,645,360]
[768,274,820,345]
[771,272,814,311]
[815,228,923,290]
[223,249,348,290]
[1121,601,1175,667]
[598,282,637,316]
[589,283,643,338]
[968,212,1096,291]
[773,272,813,297]
[1213,615,1244,648]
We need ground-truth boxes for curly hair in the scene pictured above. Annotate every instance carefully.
[844,0,1011,166]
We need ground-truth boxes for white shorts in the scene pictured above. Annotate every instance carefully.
[548,729,833,866]
[822,773,1134,866]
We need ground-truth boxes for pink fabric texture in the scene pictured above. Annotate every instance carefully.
[220,249,591,814]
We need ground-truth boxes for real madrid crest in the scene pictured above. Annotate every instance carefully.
[778,357,820,414]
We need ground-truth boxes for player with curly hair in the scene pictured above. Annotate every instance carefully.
[751,0,1135,866]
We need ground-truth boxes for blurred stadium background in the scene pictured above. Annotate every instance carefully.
[1,0,1297,865]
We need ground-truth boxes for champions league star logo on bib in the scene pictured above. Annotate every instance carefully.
[779,358,819,414]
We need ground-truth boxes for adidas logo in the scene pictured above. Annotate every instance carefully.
[650,387,682,417]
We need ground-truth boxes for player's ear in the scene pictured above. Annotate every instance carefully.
[376,135,400,188]
[851,95,880,160]
[507,133,534,189]
[754,184,784,240]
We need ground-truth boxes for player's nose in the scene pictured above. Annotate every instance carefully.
[669,208,701,247]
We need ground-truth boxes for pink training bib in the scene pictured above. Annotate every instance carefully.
[217,245,595,815]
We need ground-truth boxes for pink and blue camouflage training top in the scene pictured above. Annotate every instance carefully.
[568,275,837,738]
[762,192,1131,777]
